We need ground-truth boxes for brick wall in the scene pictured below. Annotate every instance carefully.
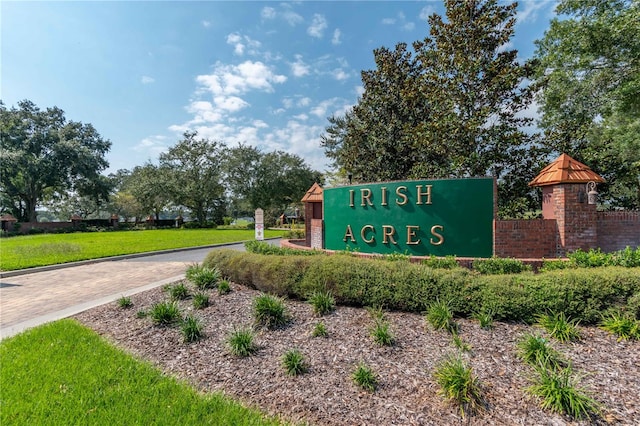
[494,219,557,258]
[310,219,324,249]
[597,211,640,252]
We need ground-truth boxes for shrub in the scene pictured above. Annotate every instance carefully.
[308,291,335,316]
[281,349,307,376]
[226,328,257,357]
[167,283,190,301]
[628,292,640,319]
[537,312,581,342]
[185,263,202,282]
[367,306,387,322]
[599,313,640,341]
[426,300,458,334]
[192,292,210,310]
[384,252,411,262]
[352,362,378,392]
[422,255,460,269]
[473,257,531,275]
[527,367,599,420]
[181,315,204,342]
[516,333,566,370]
[253,294,290,329]
[311,321,328,337]
[217,279,231,295]
[433,355,484,418]
[117,296,133,309]
[569,248,610,268]
[149,302,181,326]
[370,320,395,346]
[539,259,572,272]
[244,240,321,256]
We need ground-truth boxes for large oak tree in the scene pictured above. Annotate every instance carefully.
[0,100,111,222]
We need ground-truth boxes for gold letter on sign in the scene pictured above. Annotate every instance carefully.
[361,188,373,206]
[349,190,355,207]
[343,225,355,242]
[395,186,408,205]
[406,225,421,245]
[416,185,432,205]
[430,225,444,245]
[361,225,375,243]
[382,225,397,244]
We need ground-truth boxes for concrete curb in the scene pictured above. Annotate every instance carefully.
[0,237,281,278]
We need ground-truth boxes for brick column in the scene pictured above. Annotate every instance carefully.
[545,183,597,255]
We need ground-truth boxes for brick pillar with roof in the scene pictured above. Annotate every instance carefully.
[529,153,605,256]
[301,182,324,249]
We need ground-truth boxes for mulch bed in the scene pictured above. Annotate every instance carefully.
[74,281,639,425]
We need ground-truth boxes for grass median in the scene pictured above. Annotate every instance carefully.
[0,319,282,425]
[0,228,283,271]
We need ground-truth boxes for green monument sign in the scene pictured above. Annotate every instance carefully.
[323,178,494,257]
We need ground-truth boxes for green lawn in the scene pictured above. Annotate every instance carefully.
[0,320,283,425]
[0,229,284,271]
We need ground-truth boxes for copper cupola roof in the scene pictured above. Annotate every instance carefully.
[529,153,605,187]
[301,182,323,202]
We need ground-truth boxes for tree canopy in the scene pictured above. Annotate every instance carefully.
[0,100,111,221]
[321,0,542,217]
[534,0,640,208]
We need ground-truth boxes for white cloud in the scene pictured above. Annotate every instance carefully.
[226,32,261,56]
[310,97,351,119]
[497,41,514,53]
[331,69,349,81]
[195,60,287,97]
[134,135,169,155]
[141,76,155,84]
[307,14,327,38]
[281,5,304,26]
[261,6,276,20]
[282,98,294,109]
[202,20,211,28]
[403,22,415,31]
[419,6,435,22]
[382,18,396,25]
[290,55,310,77]
[253,120,268,128]
[332,28,342,45]
[213,95,249,113]
[293,113,308,121]
[517,0,555,25]
[297,97,311,107]
[187,101,223,123]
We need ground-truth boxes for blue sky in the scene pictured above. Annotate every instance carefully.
[1,1,557,174]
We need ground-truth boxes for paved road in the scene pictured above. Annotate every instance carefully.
[0,241,269,340]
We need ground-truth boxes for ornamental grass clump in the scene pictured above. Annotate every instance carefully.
[226,328,258,357]
[217,279,231,295]
[599,313,640,341]
[167,283,190,301]
[192,292,210,310]
[433,355,484,418]
[370,319,395,346]
[426,300,458,334]
[149,301,181,326]
[181,314,204,343]
[308,291,335,316]
[192,267,221,290]
[311,321,328,337]
[281,349,307,376]
[352,362,378,392]
[253,294,291,330]
[527,367,599,420]
[516,333,566,370]
[472,310,494,330]
[537,312,581,342]
[117,296,133,309]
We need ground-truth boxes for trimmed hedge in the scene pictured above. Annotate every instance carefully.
[203,250,640,324]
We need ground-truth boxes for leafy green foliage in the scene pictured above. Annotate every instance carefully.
[384,252,411,262]
[537,312,581,342]
[281,349,307,376]
[136,310,147,319]
[426,300,458,334]
[568,247,640,268]
[117,296,133,309]
[527,367,599,420]
[192,292,210,310]
[472,310,494,330]
[181,315,204,343]
[253,294,291,330]
[352,362,378,392]
[433,356,484,418]
[0,100,111,222]
[244,240,322,256]
[422,255,460,269]
[473,257,532,275]
[308,291,336,316]
[226,328,258,357]
[149,301,181,326]
[599,313,640,341]
[452,335,471,353]
[191,267,221,290]
[517,334,566,370]
[311,322,328,338]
